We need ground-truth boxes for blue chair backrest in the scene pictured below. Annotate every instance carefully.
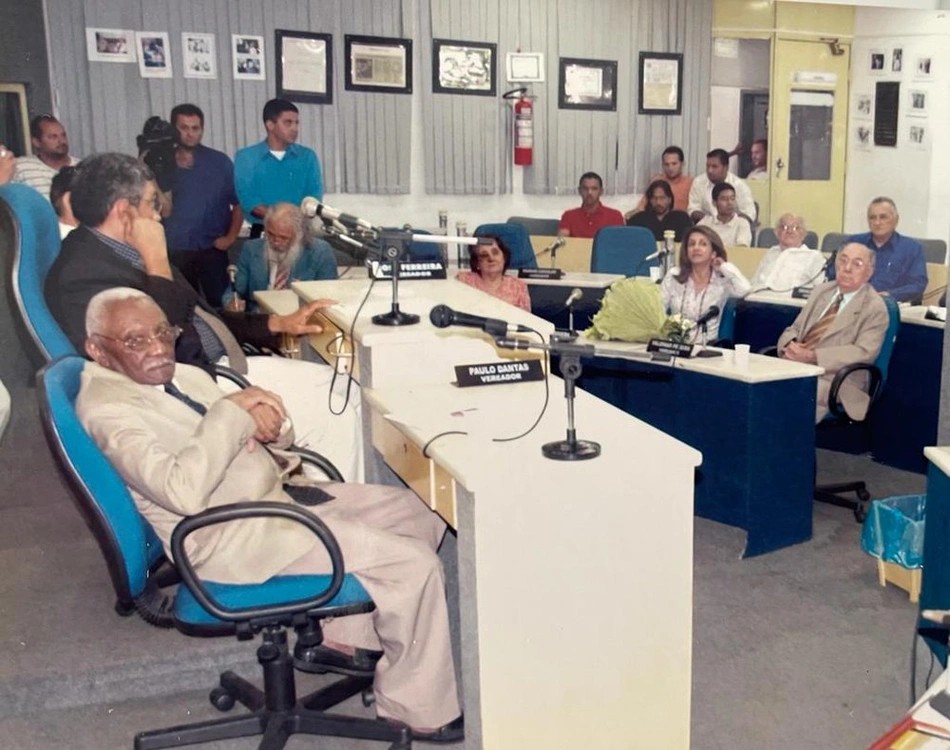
[590,226,657,276]
[0,183,75,360]
[717,297,738,342]
[876,296,901,389]
[473,223,538,269]
[37,356,163,605]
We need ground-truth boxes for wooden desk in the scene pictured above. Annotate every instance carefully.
[577,338,823,556]
[530,234,592,272]
[363,380,699,749]
[287,278,699,749]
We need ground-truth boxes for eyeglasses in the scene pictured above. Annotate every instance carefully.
[835,256,867,271]
[777,224,803,232]
[94,325,181,352]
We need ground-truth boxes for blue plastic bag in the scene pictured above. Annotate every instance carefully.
[861,494,926,569]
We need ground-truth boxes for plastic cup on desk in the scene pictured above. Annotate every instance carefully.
[734,343,751,370]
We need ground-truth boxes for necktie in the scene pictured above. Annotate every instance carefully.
[273,268,290,290]
[801,293,842,348]
[164,382,207,415]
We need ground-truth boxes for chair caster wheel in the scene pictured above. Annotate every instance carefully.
[361,688,375,707]
[854,504,868,523]
[209,686,236,712]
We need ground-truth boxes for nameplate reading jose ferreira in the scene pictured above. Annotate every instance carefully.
[454,360,544,387]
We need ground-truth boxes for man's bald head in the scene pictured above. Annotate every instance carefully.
[834,242,876,295]
[775,213,807,250]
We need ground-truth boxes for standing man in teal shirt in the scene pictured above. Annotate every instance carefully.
[234,98,324,238]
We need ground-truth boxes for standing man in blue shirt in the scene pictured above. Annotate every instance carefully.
[163,103,243,307]
[234,98,324,240]
[836,197,928,303]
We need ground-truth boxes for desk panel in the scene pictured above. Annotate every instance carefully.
[575,352,817,556]
[920,448,950,665]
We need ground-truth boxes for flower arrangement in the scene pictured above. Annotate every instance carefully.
[662,314,695,344]
[584,277,694,344]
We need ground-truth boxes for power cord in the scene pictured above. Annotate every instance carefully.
[327,276,378,416]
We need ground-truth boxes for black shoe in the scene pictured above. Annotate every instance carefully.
[381,715,464,744]
[293,643,383,676]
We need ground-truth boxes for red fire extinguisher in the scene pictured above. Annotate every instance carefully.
[513,94,534,166]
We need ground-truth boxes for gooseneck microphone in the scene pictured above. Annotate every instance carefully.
[644,247,671,262]
[429,304,532,338]
[695,305,721,327]
[564,288,584,307]
[300,197,379,232]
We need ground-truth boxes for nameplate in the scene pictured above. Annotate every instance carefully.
[647,338,695,358]
[368,260,447,280]
[454,360,545,387]
[518,267,563,280]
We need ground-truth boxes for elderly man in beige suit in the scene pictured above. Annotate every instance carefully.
[778,242,890,423]
[76,288,463,744]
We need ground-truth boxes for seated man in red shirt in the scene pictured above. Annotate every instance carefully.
[557,171,625,239]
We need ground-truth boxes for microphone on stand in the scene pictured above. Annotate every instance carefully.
[695,305,721,328]
[644,247,671,263]
[429,304,532,338]
[300,197,380,233]
[564,288,584,307]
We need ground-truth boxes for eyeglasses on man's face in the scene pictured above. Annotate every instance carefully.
[95,324,182,352]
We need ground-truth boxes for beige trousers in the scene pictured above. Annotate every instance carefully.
[281,482,460,729]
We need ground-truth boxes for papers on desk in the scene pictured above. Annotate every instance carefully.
[927,306,947,322]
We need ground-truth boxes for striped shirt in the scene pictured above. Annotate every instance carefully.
[13,155,79,201]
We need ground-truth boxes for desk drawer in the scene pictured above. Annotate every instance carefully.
[370,411,457,528]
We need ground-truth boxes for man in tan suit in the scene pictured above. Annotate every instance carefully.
[778,242,890,423]
[76,288,463,743]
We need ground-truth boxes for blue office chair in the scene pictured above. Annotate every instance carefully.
[0,183,74,360]
[755,227,819,249]
[590,226,657,277]
[506,216,560,237]
[37,356,408,750]
[814,295,901,521]
[472,222,538,269]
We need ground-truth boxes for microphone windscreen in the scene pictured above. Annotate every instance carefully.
[300,196,319,218]
[429,304,453,328]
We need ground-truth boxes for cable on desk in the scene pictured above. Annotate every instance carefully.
[422,431,469,458]
[328,276,378,416]
[491,327,550,443]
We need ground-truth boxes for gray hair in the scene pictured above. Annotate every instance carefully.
[264,202,312,245]
[85,287,154,336]
[70,153,154,228]
[869,196,898,215]
[775,212,806,231]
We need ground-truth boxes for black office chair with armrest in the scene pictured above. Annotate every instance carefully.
[917,238,947,265]
[506,216,560,237]
[813,296,900,521]
[820,232,849,254]
[38,355,406,750]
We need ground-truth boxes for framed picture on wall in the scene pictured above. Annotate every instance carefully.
[182,32,216,79]
[558,57,617,111]
[854,94,872,120]
[432,39,496,96]
[891,48,903,73]
[506,52,544,83]
[232,34,265,80]
[908,89,928,117]
[638,52,683,115]
[85,28,136,63]
[869,49,886,75]
[276,30,331,103]
[914,56,933,80]
[344,34,412,94]
[136,32,172,79]
[908,124,927,150]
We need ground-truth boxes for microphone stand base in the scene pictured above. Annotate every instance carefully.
[372,308,420,326]
[542,439,601,461]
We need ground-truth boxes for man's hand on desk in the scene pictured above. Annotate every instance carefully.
[267,298,337,335]
[781,340,818,364]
